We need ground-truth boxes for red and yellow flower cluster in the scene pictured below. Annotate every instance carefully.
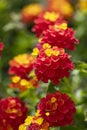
[0,97,28,130]
[32,43,74,84]
[19,91,76,130]
[0,42,4,57]
[8,54,39,92]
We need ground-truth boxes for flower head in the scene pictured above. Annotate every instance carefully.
[47,0,73,18]
[8,54,35,78]
[9,54,39,91]
[32,43,74,84]
[38,91,76,127]
[40,23,79,51]
[32,11,65,37]
[21,3,44,24]
[0,97,28,130]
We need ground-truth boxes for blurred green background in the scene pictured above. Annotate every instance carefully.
[0,0,87,130]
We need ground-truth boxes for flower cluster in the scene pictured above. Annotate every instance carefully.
[47,0,73,18]
[0,42,4,57]
[32,43,74,84]
[8,54,39,91]
[0,97,28,130]
[21,3,44,24]
[38,91,76,127]
[41,23,79,51]
[19,91,76,130]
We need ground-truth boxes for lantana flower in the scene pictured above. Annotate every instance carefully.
[40,23,79,51]
[21,3,44,24]
[47,0,73,18]
[8,54,34,78]
[8,54,39,91]
[32,43,74,84]
[32,11,66,37]
[38,91,76,127]
[0,97,28,130]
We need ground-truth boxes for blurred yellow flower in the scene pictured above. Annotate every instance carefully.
[79,0,87,12]
[47,0,73,18]
[21,3,44,23]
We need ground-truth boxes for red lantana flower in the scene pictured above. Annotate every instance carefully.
[32,43,74,84]
[8,54,39,91]
[8,54,35,78]
[38,91,76,127]
[0,97,28,130]
[41,23,79,51]
[32,11,66,37]
[0,42,4,57]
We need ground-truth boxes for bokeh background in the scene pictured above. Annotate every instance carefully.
[0,0,87,130]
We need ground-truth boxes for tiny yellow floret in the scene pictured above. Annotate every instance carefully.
[55,23,67,30]
[25,116,33,125]
[45,112,50,116]
[35,110,40,116]
[43,43,51,49]
[45,49,53,57]
[60,23,67,30]
[51,97,57,103]
[36,117,43,125]
[32,48,39,56]
[19,124,26,130]
[20,79,29,86]
[12,76,20,83]
[53,50,60,56]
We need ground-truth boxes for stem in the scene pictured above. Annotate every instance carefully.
[47,82,57,93]
[51,127,60,130]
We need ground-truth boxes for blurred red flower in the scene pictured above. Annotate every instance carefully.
[0,97,28,130]
[0,42,4,57]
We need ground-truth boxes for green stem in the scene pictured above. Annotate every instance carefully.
[47,82,59,93]
[51,127,60,130]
